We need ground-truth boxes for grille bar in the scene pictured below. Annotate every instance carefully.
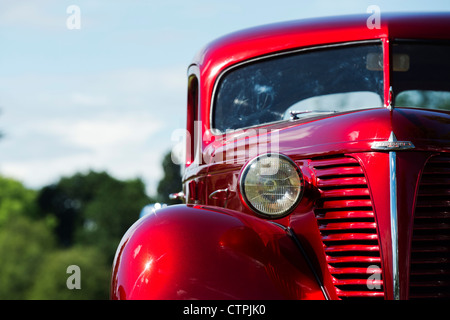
[311,155,384,299]
[409,155,450,299]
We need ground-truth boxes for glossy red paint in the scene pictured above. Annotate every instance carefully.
[192,12,450,144]
[111,13,450,300]
[111,204,325,300]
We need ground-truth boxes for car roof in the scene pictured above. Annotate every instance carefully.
[192,12,450,75]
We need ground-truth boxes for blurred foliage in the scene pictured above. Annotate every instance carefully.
[0,216,55,299]
[0,176,40,226]
[395,90,450,110]
[0,151,182,299]
[37,171,153,260]
[157,151,183,205]
[28,246,110,300]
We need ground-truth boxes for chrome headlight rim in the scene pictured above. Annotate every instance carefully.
[239,153,304,219]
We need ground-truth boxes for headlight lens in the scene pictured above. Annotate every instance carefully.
[240,153,303,218]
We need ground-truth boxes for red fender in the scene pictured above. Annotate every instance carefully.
[110,204,325,300]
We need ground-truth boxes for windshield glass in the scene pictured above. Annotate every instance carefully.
[392,41,450,111]
[213,42,384,132]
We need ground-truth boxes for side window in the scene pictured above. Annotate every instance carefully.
[186,75,198,166]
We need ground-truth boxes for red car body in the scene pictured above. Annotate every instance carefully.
[111,13,450,300]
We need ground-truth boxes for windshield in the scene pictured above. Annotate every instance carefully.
[392,41,450,111]
[212,42,384,132]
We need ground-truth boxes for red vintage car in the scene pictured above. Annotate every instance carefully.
[111,12,450,300]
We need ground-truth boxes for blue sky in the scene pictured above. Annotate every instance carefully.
[0,0,449,195]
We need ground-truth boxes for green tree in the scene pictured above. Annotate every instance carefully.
[37,170,153,260]
[0,171,157,299]
[0,176,39,226]
[157,151,182,205]
[75,175,153,258]
[37,183,79,247]
[27,246,110,300]
[0,216,55,299]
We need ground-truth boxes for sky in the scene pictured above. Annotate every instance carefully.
[0,0,449,196]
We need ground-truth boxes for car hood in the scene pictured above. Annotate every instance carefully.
[274,107,449,157]
[210,108,449,163]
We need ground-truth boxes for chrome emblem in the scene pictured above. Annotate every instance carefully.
[371,132,415,151]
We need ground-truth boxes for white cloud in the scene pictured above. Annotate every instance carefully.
[0,65,186,195]
[0,146,166,195]
[0,1,62,29]
[0,0,98,30]
[41,112,163,150]
[0,111,169,194]
[70,93,109,107]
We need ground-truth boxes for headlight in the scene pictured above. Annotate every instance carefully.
[240,153,303,218]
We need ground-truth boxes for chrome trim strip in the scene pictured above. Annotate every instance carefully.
[389,150,400,300]
[371,131,415,151]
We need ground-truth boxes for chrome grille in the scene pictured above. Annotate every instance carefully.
[409,155,450,299]
[312,155,384,299]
